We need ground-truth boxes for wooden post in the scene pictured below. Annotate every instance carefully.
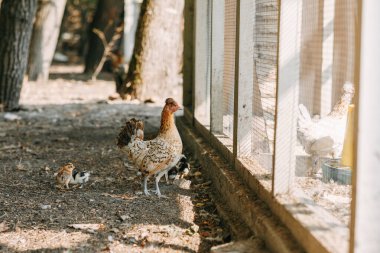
[299,0,323,115]
[350,1,380,253]
[272,0,302,194]
[194,0,210,126]
[183,0,194,111]
[210,0,224,134]
[318,0,335,116]
[332,0,356,105]
[233,0,254,158]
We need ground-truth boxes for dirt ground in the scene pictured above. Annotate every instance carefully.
[0,65,230,252]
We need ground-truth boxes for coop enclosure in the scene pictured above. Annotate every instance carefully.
[183,0,380,253]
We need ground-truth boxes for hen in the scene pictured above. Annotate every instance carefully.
[297,82,355,174]
[117,98,183,197]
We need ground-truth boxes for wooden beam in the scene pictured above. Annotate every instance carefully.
[351,1,380,252]
[233,0,254,158]
[194,0,210,125]
[210,0,224,134]
[272,0,302,194]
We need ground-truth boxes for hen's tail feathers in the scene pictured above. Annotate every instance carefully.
[117,118,144,148]
[298,104,312,129]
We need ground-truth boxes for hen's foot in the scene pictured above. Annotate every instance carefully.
[151,190,168,198]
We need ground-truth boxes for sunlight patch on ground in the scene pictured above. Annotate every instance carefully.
[115,223,200,253]
[0,229,91,251]
[20,79,116,105]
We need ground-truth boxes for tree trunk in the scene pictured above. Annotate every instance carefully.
[116,0,184,102]
[0,0,38,111]
[27,0,67,82]
[123,0,142,64]
[84,0,124,75]
[0,0,3,18]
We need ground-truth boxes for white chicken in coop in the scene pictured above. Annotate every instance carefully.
[297,82,355,175]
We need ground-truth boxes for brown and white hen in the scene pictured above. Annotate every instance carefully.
[117,98,183,197]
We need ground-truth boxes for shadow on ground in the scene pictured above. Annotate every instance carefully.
[0,103,229,252]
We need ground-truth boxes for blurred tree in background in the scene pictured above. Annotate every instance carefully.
[55,0,97,63]
[27,0,67,82]
[116,0,184,102]
[0,0,185,110]
[84,0,124,75]
[0,0,38,111]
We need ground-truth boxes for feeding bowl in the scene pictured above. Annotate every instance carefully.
[322,159,352,185]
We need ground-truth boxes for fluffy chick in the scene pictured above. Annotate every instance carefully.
[56,163,75,189]
[71,170,90,188]
[166,155,190,182]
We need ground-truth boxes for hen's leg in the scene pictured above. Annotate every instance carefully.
[143,175,150,195]
[309,154,320,176]
[154,171,168,198]
[65,178,70,189]
[164,171,170,184]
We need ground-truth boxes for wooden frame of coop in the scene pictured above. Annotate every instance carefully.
[181,0,380,253]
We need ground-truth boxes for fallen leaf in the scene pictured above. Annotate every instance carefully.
[202,181,212,186]
[173,178,191,189]
[200,231,211,237]
[204,236,223,242]
[195,203,205,207]
[193,172,202,177]
[52,137,69,142]
[68,223,105,233]
[0,222,9,233]
[4,113,21,121]
[110,228,120,233]
[0,145,20,151]
[190,224,199,233]
[40,204,51,210]
[119,214,130,221]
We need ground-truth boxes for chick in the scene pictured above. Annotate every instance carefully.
[71,170,90,188]
[166,156,190,182]
[56,163,75,189]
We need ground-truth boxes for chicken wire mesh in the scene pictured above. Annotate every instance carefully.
[222,0,237,140]
[194,0,356,228]
[249,0,279,176]
[293,0,357,227]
